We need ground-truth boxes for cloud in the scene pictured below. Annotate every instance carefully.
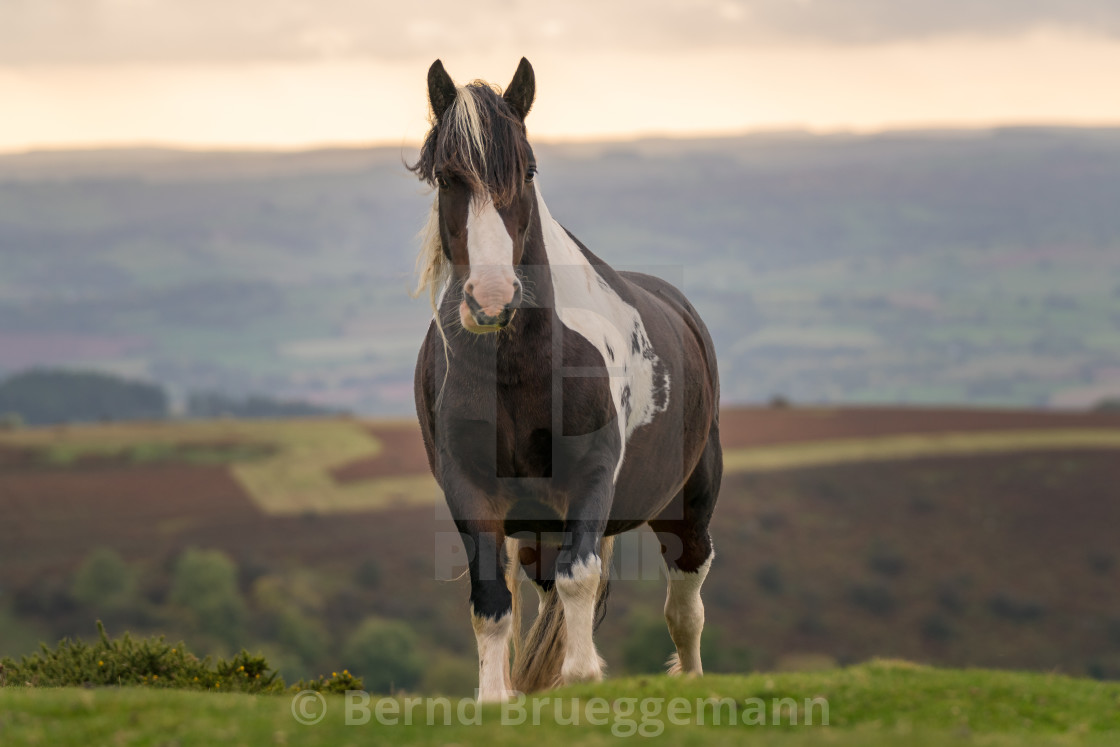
[747,0,1120,43]
[3,1,1120,66]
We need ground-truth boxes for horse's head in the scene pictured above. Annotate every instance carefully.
[411,58,538,334]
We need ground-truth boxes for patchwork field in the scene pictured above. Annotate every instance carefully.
[3,406,1120,686]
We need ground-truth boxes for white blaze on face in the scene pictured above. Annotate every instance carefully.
[464,195,518,318]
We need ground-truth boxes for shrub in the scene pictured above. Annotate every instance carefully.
[342,617,424,694]
[1088,551,1115,576]
[795,611,826,636]
[273,609,328,667]
[12,581,75,618]
[620,608,674,674]
[936,575,972,615]
[988,594,1045,624]
[355,558,382,589]
[72,548,136,608]
[291,669,363,695]
[1108,618,1120,647]
[754,563,784,595]
[867,541,906,577]
[920,613,956,642]
[419,652,479,696]
[170,548,248,647]
[700,623,755,674]
[847,582,898,617]
[756,512,787,532]
[0,621,284,693]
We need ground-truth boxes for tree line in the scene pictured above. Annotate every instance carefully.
[0,369,341,426]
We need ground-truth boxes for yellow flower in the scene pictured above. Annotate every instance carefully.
[238,665,244,671]
[98,661,104,667]
[153,675,158,680]
[332,672,337,678]
[215,682,221,688]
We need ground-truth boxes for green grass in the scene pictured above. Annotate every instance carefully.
[2,661,1119,746]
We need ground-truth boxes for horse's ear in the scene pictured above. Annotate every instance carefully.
[503,57,535,121]
[427,59,457,122]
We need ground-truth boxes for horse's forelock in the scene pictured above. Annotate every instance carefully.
[411,82,530,208]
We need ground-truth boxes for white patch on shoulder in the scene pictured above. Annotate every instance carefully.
[534,181,670,479]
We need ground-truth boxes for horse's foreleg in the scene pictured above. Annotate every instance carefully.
[459,523,515,702]
[555,506,611,685]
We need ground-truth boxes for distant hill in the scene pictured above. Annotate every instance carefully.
[2,128,1120,414]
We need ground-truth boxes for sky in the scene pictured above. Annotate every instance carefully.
[3,1,1120,152]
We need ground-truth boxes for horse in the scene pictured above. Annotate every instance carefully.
[409,58,722,702]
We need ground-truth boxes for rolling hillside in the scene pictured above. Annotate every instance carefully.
[3,406,1120,687]
[2,128,1120,413]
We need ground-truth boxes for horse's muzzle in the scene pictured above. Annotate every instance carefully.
[462,279,523,331]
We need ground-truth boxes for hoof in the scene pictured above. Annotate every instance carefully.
[561,660,604,685]
[477,688,519,703]
[666,652,702,677]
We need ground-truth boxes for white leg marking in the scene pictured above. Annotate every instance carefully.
[664,554,712,676]
[555,555,605,684]
[471,609,514,702]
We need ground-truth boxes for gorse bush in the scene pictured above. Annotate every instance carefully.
[0,622,288,693]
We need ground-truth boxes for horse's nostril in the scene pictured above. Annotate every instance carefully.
[463,288,483,316]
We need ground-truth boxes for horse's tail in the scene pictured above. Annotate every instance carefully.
[508,536,615,694]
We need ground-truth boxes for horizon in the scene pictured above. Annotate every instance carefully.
[3,121,1120,159]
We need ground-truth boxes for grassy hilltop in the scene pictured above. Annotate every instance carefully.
[2,662,1119,746]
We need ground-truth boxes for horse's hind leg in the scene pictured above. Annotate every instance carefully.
[649,432,721,676]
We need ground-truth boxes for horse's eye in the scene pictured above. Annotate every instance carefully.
[436,173,449,190]
[525,167,536,184]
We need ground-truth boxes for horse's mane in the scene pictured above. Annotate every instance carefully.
[408,82,532,307]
